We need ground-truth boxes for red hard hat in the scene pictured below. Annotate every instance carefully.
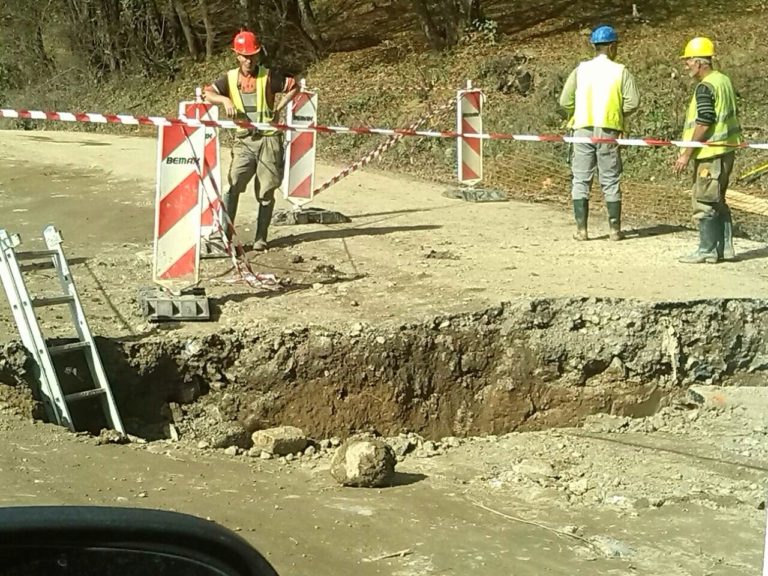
[232,31,261,56]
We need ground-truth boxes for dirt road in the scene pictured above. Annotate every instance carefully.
[1,130,768,576]
[1,385,766,576]
[1,130,767,341]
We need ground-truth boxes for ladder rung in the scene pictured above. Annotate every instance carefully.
[48,341,91,356]
[15,250,58,261]
[32,295,74,307]
[65,388,107,402]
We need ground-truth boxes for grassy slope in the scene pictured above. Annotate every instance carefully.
[5,0,768,237]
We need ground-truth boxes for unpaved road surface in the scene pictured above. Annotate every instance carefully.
[1,386,767,576]
[2,130,768,576]
[1,130,767,341]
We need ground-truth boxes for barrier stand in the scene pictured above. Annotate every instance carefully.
[179,89,228,258]
[274,81,350,226]
[445,80,507,203]
[139,117,210,321]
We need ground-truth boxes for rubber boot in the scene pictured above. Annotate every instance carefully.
[221,190,240,242]
[253,199,275,251]
[606,201,624,241]
[678,216,721,264]
[720,205,735,260]
[572,199,589,241]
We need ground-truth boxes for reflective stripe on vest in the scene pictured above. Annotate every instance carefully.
[227,67,276,136]
[571,55,625,131]
[683,70,742,160]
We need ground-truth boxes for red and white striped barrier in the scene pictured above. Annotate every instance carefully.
[179,94,223,244]
[457,81,484,184]
[282,82,318,207]
[152,122,204,292]
[4,107,768,150]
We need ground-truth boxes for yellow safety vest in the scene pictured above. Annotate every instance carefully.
[682,70,742,160]
[227,67,276,136]
[572,55,626,131]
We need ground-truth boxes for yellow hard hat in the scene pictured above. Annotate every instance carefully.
[681,37,715,59]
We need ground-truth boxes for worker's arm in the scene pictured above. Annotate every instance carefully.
[271,73,299,115]
[621,68,640,116]
[558,68,578,116]
[673,83,715,174]
[203,76,236,118]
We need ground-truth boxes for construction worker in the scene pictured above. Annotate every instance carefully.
[559,25,640,241]
[204,31,298,251]
[673,37,741,263]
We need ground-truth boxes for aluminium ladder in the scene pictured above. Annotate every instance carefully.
[0,225,124,433]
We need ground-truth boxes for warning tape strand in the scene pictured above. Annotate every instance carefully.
[312,100,456,195]
[3,108,768,150]
[179,119,278,291]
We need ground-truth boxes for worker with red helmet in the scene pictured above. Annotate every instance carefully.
[204,31,298,251]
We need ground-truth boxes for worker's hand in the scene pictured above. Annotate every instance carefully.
[222,97,236,118]
[673,151,691,175]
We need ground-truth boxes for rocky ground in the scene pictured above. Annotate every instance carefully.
[1,130,768,575]
[1,384,767,576]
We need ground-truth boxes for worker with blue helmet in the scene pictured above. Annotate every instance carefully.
[590,25,619,45]
[559,25,640,241]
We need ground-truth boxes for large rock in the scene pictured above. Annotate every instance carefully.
[330,437,396,488]
[251,426,307,456]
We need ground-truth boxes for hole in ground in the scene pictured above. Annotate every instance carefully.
[3,298,765,443]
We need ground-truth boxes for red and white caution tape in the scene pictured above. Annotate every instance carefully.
[176,124,279,291]
[3,107,768,150]
[312,100,456,196]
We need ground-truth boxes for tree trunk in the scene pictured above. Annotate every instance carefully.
[469,0,482,21]
[243,0,264,39]
[409,0,445,50]
[33,23,55,72]
[198,0,215,59]
[172,0,200,60]
[283,0,320,57]
[297,0,324,52]
[442,0,463,47]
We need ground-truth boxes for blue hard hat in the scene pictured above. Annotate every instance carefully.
[590,25,618,44]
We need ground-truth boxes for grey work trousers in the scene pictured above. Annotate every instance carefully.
[227,133,284,206]
[570,127,623,202]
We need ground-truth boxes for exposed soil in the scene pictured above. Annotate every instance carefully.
[1,131,768,576]
[1,384,767,576]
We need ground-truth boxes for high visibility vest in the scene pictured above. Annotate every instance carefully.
[572,55,626,131]
[227,67,276,136]
[682,70,742,160]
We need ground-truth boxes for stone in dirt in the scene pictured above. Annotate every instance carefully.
[589,535,634,559]
[330,436,397,488]
[95,429,130,445]
[512,459,558,481]
[387,435,418,458]
[251,426,308,456]
[206,422,251,449]
[582,413,631,433]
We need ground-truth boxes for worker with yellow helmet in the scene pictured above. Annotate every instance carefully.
[673,37,742,263]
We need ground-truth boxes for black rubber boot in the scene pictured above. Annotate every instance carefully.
[572,199,589,241]
[253,199,275,251]
[606,201,624,241]
[679,216,721,264]
[221,190,240,241]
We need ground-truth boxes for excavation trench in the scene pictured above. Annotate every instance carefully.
[1,298,767,444]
